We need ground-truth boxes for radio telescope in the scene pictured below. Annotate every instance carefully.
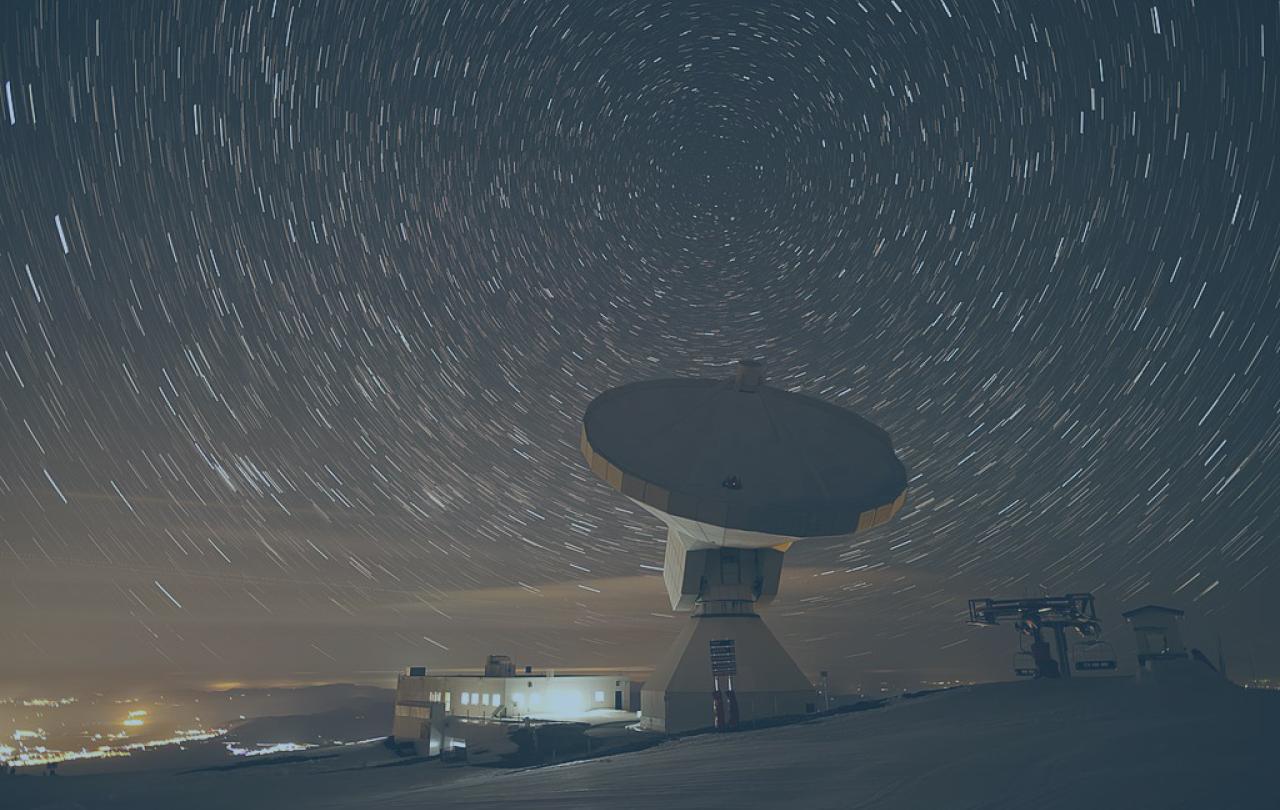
[581,360,907,733]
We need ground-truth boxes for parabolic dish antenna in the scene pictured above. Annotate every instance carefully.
[580,359,907,733]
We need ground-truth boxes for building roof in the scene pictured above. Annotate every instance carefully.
[403,669,630,680]
[1121,604,1185,619]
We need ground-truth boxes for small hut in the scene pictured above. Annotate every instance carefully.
[1121,605,1187,666]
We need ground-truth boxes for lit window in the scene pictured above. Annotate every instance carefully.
[471,692,480,706]
[492,693,501,706]
[461,692,470,705]
[594,691,605,702]
[512,692,524,706]
[482,694,490,706]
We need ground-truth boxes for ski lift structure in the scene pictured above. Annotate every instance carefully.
[968,593,1117,679]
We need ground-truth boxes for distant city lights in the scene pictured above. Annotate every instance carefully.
[224,741,315,757]
[2,726,226,769]
[122,709,148,727]
[20,697,77,708]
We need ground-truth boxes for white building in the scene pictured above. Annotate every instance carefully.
[392,655,639,755]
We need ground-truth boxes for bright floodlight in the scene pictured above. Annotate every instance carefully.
[581,359,907,733]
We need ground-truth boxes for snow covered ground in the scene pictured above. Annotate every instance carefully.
[7,673,1277,809]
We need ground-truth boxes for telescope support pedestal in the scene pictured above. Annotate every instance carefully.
[639,544,818,734]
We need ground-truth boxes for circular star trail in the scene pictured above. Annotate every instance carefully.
[1,1,1277,686]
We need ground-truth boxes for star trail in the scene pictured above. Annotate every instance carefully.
[1,0,1277,692]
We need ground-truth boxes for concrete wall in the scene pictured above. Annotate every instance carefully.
[642,688,816,734]
[639,613,818,734]
[390,699,443,756]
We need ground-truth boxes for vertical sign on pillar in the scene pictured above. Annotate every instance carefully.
[710,639,738,730]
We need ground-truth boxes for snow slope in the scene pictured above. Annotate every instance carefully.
[7,673,1277,810]
[370,673,1279,810]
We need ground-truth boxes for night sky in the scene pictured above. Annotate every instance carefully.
[2,0,1277,696]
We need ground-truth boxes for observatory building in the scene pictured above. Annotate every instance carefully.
[393,655,639,755]
[581,360,907,733]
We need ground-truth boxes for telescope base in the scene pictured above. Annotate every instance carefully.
[639,611,818,734]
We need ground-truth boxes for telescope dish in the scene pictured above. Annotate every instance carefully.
[581,360,907,541]
[579,359,908,733]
